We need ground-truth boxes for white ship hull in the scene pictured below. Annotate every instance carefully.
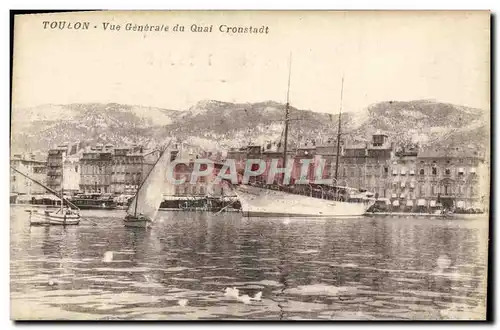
[234,185,374,218]
[29,210,80,226]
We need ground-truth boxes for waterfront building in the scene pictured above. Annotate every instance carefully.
[46,145,69,192]
[390,147,419,210]
[62,153,81,194]
[79,144,113,194]
[80,144,159,195]
[110,146,153,195]
[338,134,394,198]
[110,147,130,195]
[10,154,47,195]
[413,147,486,210]
[172,158,230,198]
[225,134,394,191]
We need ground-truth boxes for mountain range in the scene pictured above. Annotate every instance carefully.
[10,99,489,159]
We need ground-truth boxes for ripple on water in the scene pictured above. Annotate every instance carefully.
[9,208,488,320]
[164,267,190,272]
[283,284,357,297]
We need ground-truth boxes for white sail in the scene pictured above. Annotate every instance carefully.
[127,148,171,220]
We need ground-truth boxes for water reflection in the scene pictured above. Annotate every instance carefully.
[10,206,487,320]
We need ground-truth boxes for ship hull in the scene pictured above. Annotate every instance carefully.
[234,185,374,218]
[123,215,152,228]
[29,210,80,226]
[72,204,116,210]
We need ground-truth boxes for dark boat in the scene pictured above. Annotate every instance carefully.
[70,193,117,210]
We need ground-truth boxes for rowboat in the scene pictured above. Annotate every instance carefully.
[29,208,80,226]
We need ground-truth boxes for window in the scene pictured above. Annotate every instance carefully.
[458,168,465,176]
[419,169,425,176]
[445,168,451,175]
[75,166,78,172]
[431,185,437,195]
[384,166,388,174]
[432,167,437,175]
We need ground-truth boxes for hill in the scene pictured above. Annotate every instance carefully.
[10,100,489,157]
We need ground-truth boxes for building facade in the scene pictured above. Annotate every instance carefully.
[411,148,486,210]
[79,144,113,194]
[172,159,231,198]
[338,134,394,198]
[63,154,81,194]
[10,154,47,195]
[46,145,69,192]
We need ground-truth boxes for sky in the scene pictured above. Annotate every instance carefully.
[12,10,490,114]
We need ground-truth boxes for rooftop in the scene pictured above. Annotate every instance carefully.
[417,147,483,159]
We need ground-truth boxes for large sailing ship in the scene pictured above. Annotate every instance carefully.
[123,143,173,228]
[233,61,375,218]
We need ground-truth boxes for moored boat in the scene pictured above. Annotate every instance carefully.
[71,193,117,210]
[29,208,80,226]
[235,184,374,218]
[230,61,374,218]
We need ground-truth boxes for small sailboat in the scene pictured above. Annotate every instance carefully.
[29,205,80,226]
[124,143,172,228]
[11,157,81,226]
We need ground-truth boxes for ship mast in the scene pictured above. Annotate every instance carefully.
[61,151,65,212]
[334,75,344,185]
[282,54,292,174]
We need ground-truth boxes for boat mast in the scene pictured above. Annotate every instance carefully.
[282,54,292,174]
[334,75,344,185]
[60,151,65,211]
[134,171,139,217]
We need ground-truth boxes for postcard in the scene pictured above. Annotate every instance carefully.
[10,10,490,321]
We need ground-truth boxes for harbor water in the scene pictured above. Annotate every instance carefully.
[10,206,488,320]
